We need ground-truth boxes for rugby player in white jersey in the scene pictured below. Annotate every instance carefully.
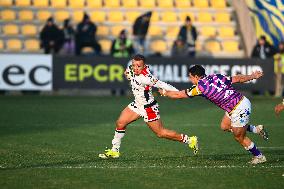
[99,54,198,159]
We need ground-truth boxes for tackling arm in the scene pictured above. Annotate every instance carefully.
[160,89,188,99]
[231,71,263,83]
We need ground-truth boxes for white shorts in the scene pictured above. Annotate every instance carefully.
[128,101,160,122]
[225,97,251,128]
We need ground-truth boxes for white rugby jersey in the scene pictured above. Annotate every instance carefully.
[126,65,178,106]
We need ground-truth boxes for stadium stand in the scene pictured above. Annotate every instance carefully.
[24,39,41,52]
[1,9,16,21]
[0,0,13,7]
[15,0,31,7]
[6,39,22,52]
[0,0,244,57]
[122,0,138,8]
[69,0,85,9]
[37,10,52,22]
[86,0,103,8]
[33,0,49,8]
[50,0,67,9]
[98,39,112,54]
[18,10,34,22]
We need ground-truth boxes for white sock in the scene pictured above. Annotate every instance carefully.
[111,129,125,152]
[180,134,189,144]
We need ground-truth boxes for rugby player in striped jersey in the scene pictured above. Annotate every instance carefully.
[160,65,268,164]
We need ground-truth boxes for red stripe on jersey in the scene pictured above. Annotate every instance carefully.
[116,128,125,131]
[145,85,150,90]
[141,67,149,76]
[180,134,184,142]
[145,107,157,120]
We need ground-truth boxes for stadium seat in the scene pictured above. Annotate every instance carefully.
[90,11,106,22]
[140,0,156,8]
[197,12,213,22]
[148,26,163,37]
[195,40,202,51]
[122,0,138,8]
[125,11,141,22]
[165,26,180,38]
[211,0,226,8]
[179,12,195,22]
[96,26,109,37]
[15,0,31,6]
[82,47,95,54]
[86,0,103,8]
[110,25,126,36]
[175,0,191,8]
[204,40,221,52]
[37,10,52,22]
[193,0,209,8]
[98,39,112,54]
[157,0,173,8]
[215,12,231,23]
[22,24,37,36]
[104,0,120,8]
[218,26,235,38]
[108,12,124,22]
[0,40,4,50]
[6,39,22,51]
[161,12,177,22]
[3,24,19,36]
[200,26,216,37]
[150,40,167,53]
[222,41,239,52]
[33,0,49,7]
[19,10,34,21]
[150,12,160,22]
[50,0,67,8]
[73,11,84,23]
[69,0,85,8]
[1,10,16,21]
[24,39,40,52]
[0,0,13,6]
[54,11,70,22]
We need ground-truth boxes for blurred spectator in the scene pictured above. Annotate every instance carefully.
[133,11,152,54]
[171,36,188,57]
[40,17,64,54]
[75,13,101,56]
[61,19,75,55]
[178,16,198,57]
[251,35,276,59]
[274,41,284,97]
[111,30,134,58]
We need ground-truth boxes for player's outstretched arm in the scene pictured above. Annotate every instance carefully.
[232,71,263,83]
[159,89,188,99]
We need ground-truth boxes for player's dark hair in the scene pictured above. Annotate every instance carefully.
[188,65,206,77]
[133,54,146,63]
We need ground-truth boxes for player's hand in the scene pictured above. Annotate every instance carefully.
[158,89,166,96]
[251,71,263,79]
[124,70,131,80]
[275,103,284,117]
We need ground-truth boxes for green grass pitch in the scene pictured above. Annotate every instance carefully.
[0,95,283,189]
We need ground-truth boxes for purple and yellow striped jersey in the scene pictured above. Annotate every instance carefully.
[186,74,244,112]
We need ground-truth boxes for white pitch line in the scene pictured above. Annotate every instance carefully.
[258,146,284,149]
[4,165,281,170]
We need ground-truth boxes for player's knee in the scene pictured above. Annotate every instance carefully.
[220,124,230,132]
[116,120,126,129]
